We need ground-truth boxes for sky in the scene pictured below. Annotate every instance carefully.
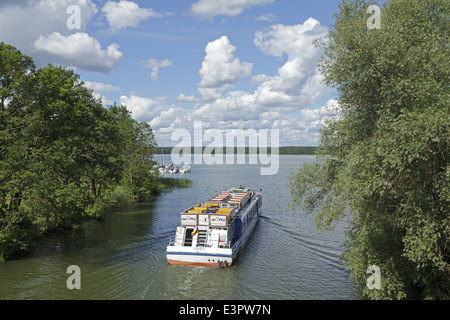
[0,0,342,147]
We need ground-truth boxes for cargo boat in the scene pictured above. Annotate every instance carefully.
[166,187,262,268]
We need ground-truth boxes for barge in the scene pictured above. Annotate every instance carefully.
[166,186,262,267]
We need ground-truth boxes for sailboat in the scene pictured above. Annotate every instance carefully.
[158,148,168,175]
[180,163,191,174]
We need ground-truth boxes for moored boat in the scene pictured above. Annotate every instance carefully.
[166,186,262,267]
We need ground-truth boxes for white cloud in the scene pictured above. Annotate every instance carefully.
[142,58,174,80]
[121,94,339,146]
[198,36,253,101]
[120,94,191,144]
[116,18,334,147]
[251,74,270,84]
[0,0,98,64]
[83,81,120,105]
[149,106,189,131]
[193,18,330,117]
[255,13,277,22]
[84,81,120,92]
[120,95,168,123]
[102,0,162,30]
[300,99,341,124]
[0,0,126,74]
[302,103,337,123]
[176,94,201,103]
[189,0,274,19]
[252,18,330,110]
[34,32,123,73]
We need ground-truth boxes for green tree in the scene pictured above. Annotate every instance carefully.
[290,0,449,299]
[107,104,159,202]
[0,43,37,260]
[3,64,119,231]
[0,43,162,261]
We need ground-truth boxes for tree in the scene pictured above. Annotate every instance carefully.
[290,0,449,299]
[2,64,114,232]
[0,43,160,261]
[0,43,37,260]
[106,104,159,202]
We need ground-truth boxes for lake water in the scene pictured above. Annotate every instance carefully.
[0,155,358,300]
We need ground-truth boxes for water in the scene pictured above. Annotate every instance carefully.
[0,155,357,300]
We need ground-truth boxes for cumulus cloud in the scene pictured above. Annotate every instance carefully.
[255,13,277,22]
[117,18,334,147]
[142,58,174,80]
[251,74,270,84]
[121,94,339,146]
[189,0,274,19]
[34,32,123,73]
[84,81,120,105]
[102,0,162,30]
[84,81,120,93]
[191,18,330,121]
[198,36,253,101]
[120,95,168,123]
[252,17,330,110]
[0,0,98,61]
[176,94,201,103]
[0,0,127,74]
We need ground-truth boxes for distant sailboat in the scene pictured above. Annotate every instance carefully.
[159,148,168,175]
[180,163,191,174]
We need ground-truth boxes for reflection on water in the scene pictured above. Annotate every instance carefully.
[0,156,358,300]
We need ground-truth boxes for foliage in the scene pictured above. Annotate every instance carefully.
[0,43,163,261]
[106,104,159,202]
[290,0,449,299]
[159,177,194,191]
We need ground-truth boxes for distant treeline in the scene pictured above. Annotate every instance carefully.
[156,146,318,155]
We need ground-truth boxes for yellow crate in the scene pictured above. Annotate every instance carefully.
[205,203,219,207]
[194,207,207,211]
[216,211,231,216]
[188,210,202,214]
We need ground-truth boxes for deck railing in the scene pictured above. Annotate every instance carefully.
[167,238,232,249]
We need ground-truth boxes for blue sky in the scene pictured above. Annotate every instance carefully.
[0,0,343,146]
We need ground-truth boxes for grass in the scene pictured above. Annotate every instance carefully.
[158,177,193,191]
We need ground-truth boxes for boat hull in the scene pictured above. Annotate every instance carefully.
[166,247,234,268]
